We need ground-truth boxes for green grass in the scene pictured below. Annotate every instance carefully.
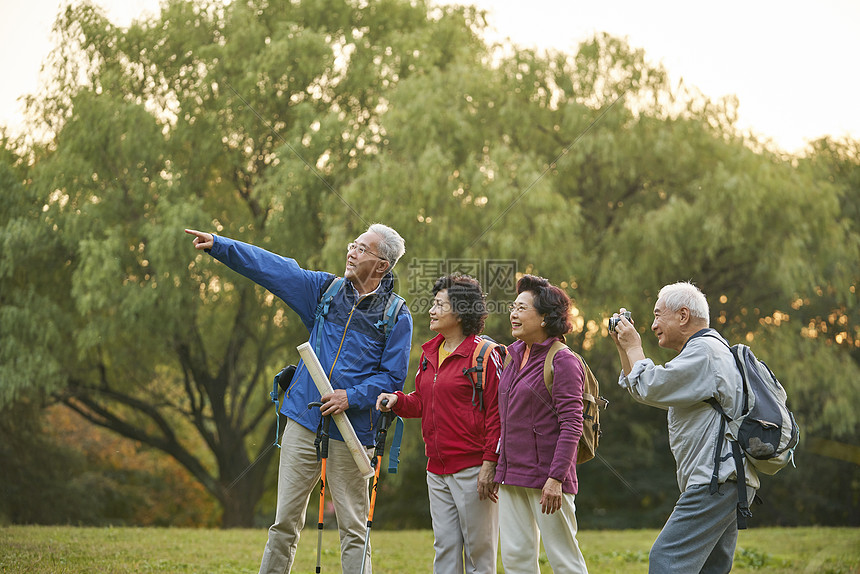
[0,526,857,573]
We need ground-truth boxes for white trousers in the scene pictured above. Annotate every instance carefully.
[499,484,588,574]
[427,465,499,573]
[259,418,372,574]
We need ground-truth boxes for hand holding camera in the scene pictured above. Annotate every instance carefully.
[610,308,644,375]
[609,310,632,332]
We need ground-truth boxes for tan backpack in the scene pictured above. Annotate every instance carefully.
[507,340,608,464]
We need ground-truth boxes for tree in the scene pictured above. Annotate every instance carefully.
[330,31,860,526]
[2,0,490,527]
[3,0,858,529]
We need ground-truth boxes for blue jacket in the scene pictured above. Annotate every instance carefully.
[208,236,413,445]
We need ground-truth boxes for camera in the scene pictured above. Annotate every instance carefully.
[609,310,632,332]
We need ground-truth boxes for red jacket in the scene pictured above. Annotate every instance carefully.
[393,333,502,475]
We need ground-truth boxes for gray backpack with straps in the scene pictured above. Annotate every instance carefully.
[699,330,800,528]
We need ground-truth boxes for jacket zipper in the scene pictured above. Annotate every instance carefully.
[430,346,464,471]
[431,369,445,469]
[332,296,379,431]
[329,300,359,381]
[499,350,524,485]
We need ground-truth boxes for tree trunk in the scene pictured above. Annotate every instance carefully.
[219,480,261,528]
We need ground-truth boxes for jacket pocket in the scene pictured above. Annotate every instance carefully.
[533,425,557,469]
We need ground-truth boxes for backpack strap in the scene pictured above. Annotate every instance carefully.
[707,399,733,494]
[542,340,569,396]
[704,342,754,530]
[314,277,345,356]
[270,370,283,448]
[375,293,405,341]
[315,278,404,348]
[697,330,750,414]
[463,338,496,411]
[708,410,752,530]
[269,365,297,448]
[387,415,405,474]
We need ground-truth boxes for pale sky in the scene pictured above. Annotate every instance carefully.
[2,0,858,154]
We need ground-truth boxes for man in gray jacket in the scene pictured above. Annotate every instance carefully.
[610,282,759,574]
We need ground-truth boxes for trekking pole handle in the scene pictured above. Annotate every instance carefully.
[320,415,331,459]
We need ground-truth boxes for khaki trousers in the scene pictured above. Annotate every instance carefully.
[259,418,372,574]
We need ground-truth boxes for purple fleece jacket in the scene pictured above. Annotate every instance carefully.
[494,337,585,494]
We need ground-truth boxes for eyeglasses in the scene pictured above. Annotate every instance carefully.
[347,242,384,260]
[430,299,452,312]
[508,303,533,313]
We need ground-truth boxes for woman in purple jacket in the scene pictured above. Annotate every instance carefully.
[491,275,589,574]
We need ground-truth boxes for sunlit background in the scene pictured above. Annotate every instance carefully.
[2,0,859,154]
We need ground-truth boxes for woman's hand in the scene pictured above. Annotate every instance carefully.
[477,461,498,503]
[376,393,397,411]
[539,477,563,514]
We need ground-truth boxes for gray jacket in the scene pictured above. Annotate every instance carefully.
[618,330,760,492]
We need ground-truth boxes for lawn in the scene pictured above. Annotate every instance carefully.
[0,525,857,573]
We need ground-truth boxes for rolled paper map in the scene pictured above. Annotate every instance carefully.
[297,342,375,479]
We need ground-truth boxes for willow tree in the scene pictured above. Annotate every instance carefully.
[331,31,860,526]
[4,0,858,529]
[2,0,488,527]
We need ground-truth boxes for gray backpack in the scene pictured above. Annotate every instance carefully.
[698,330,800,528]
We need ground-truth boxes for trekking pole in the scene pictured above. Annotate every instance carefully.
[359,399,394,574]
[308,402,331,574]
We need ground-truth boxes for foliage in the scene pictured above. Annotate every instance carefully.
[2,0,492,528]
[0,402,218,527]
[0,400,97,526]
[1,0,858,528]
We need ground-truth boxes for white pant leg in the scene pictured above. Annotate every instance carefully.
[450,466,499,574]
[499,485,588,574]
[534,492,588,574]
[499,485,541,574]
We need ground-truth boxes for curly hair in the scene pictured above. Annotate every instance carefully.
[516,274,572,338]
[432,273,488,336]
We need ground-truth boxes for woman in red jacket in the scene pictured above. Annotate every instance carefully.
[377,273,502,574]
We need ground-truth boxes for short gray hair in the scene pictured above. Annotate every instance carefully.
[368,223,406,269]
[658,281,710,325]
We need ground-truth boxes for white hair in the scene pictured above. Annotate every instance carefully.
[368,223,406,269]
[658,281,710,325]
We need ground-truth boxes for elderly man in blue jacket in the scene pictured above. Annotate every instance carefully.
[186,224,413,574]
